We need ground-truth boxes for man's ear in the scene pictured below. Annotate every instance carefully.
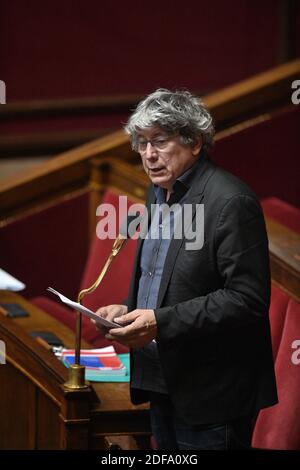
[191,136,202,156]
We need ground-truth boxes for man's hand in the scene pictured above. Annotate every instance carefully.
[105,309,157,348]
[93,304,128,333]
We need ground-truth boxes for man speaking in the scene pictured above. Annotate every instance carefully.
[95,88,277,450]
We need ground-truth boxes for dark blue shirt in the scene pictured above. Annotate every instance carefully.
[132,159,200,394]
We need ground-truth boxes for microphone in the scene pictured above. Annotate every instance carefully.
[79,211,142,304]
[72,210,142,373]
[64,209,143,389]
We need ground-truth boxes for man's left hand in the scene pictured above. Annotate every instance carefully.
[105,309,157,348]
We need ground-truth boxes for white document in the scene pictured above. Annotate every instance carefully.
[47,287,121,329]
[0,268,26,291]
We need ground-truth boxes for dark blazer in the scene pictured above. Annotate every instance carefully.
[127,155,278,424]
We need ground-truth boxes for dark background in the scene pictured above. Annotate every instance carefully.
[1,0,299,101]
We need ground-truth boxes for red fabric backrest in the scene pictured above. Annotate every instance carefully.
[261,197,300,234]
[252,297,300,449]
[80,190,141,346]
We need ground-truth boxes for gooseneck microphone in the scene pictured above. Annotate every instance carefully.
[67,211,143,389]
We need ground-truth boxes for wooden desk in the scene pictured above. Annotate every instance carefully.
[265,218,300,302]
[0,291,150,450]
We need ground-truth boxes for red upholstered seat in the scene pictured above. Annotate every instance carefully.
[261,197,300,234]
[31,190,140,354]
[252,297,300,449]
[77,190,139,349]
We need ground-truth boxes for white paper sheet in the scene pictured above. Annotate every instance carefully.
[47,287,121,329]
[0,268,26,291]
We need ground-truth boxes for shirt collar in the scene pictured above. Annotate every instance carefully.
[153,149,206,204]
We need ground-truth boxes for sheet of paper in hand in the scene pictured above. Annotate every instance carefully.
[47,287,121,329]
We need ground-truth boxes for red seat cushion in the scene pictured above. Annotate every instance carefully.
[261,197,300,234]
[252,297,300,449]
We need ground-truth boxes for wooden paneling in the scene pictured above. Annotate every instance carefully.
[266,217,300,302]
[36,392,61,450]
[0,364,36,449]
[0,291,151,449]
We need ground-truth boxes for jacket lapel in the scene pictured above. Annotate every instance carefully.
[127,156,216,311]
[156,157,216,308]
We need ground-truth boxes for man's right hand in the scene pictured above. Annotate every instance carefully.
[93,304,128,333]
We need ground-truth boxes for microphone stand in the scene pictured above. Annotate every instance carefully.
[64,232,128,390]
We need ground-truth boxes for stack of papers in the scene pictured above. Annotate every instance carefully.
[61,346,127,377]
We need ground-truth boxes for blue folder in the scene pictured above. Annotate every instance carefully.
[84,353,130,382]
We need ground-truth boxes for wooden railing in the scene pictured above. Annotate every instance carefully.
[1,58,299,158]
[1,58,300,218]
[204,58,300,128]
[0,93,145,158]
[0,93,144,120]
[0,59,299,300]
[266,218,300,303]
[0,90,210,157]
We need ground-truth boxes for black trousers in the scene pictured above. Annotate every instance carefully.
[150,392,255,450]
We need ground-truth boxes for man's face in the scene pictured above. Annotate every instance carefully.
[137,127,202,190]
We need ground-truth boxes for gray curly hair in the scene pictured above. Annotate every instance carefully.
[124,88,215,153]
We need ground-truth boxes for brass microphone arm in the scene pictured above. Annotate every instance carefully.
[74,234,127,365]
